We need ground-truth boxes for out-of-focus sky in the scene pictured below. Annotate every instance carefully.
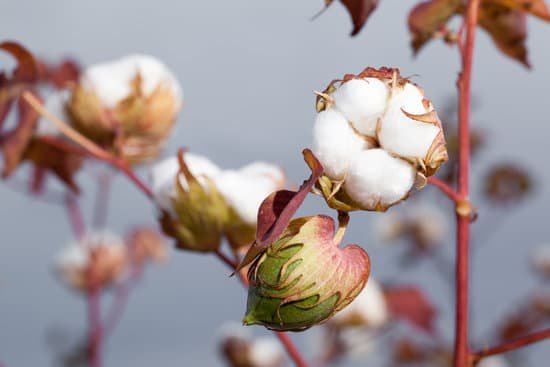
[1,1,549,366]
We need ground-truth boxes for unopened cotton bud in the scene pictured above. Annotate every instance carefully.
[330,279,389,329]
[331,78,389,138]
[67,54,183,163]
[154,152,229,252]
[344,149,416,211]
[215,162,285,249]
[378,83,447,174]
[313,108,368,180]
[151,154,221,214]
[55,231,127,292]
[243,215,370,331]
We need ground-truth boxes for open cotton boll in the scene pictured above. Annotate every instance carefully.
[332,279,389,328]
[313,108,367,180]
[36,90,71,136]
[82,54,183,108]
[214,163,283,224]
[239,162,285,186]
[150,154,221,213]
[331,78,389,137]
[344,149,415,210]
[56,244,89,271]
[248,337,285,367]
[379,83,440,160]
[477,356,510,367]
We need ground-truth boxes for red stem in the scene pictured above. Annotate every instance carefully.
[428,176,462,203]
[214,250,310,367]
[64,193,85,239]
[93,170,113,229]
[473,328,550,361]
[454,1,480,366]
[87,288,103,367]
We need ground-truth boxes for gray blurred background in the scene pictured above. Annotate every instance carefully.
[1,0,549,366]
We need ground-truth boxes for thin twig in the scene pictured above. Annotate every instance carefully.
[64,193,85,240]
[93,170,113,229]
[473,328,550,361]
[427,176,462,203]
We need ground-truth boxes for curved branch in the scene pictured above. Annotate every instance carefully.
[473,329,550,361]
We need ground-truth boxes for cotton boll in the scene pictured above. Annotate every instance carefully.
[332,279,389,328]
[344,149,415,210]
[379,83,440,160]
[313,108,367,180]
[477,356,510,367]
[150,154,221,213]
[248,337,285,367]
[331,78,389,137]
[82,54,182,108]
[214,163,283,225]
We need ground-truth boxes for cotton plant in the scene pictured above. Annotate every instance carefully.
[151,150,285,252]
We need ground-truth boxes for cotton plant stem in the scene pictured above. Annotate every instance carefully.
[87,288,103,367]
[64,193,85,240]
[93,170,113,229]
[214,250,310,367]
[472,328,550,361]
[22,91,154,199]
[427,176,462,203]
[454,1,480,366]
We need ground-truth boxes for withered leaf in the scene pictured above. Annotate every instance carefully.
[385,285,438,334]
[24,136,83,193]
[479,2,530,67]
[484,0,550,20]
[407,0,462,54]
[1,93,40,177]
[323,0,380,36]
[0,41,39,83]
[237,149,323,270]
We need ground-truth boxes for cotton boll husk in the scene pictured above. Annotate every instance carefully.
[331,279,389,328]
[214,162,284,225]
[248,337,285,367]
[150,154,221,214]
[313,108,368,180]
[378,83,441,162]
[477,356,510,367]
[331,78,389,138]
[344,149,416,211]
[82,54,182,108]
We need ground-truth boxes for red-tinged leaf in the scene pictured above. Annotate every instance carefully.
[341,0,380,36]
[408,0,462,54]
[1,93,41,177]
[24,137,83,193]
[479,3,530,67]
[237,149,323,270]
[385,286,438,334]
[323,0,380,36]
[484,0,550,21]
[0,97,14,130]
[0,41,39,83]
[30,166,47,194]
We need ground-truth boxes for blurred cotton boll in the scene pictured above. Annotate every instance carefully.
[531,244,550,278]
[331,279,389,329]
[66,54,183,164]
[477,356,510,367]
[55,231,127,292]
[312,67,447,212]
[376,204,448,250]
[218,323,284,367]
